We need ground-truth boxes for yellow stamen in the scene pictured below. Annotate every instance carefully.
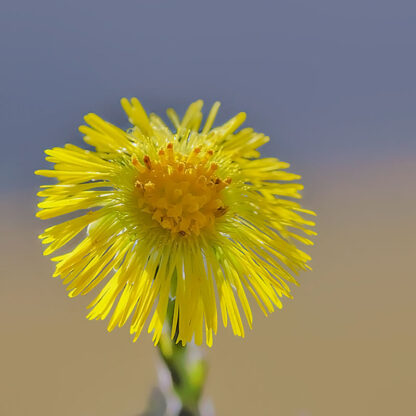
[134,145,229,236]
[143,155,152,170]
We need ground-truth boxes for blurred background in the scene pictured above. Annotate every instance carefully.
[1,0,415,415]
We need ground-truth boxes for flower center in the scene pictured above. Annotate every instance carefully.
[132,143,231,236]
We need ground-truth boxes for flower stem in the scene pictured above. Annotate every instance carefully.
[157,301,208,416]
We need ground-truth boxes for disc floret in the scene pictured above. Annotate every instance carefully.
[132,143,231,236]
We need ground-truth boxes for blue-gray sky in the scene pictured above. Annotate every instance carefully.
[1,0,415,191]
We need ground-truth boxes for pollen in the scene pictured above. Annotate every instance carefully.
[133,144,231,236]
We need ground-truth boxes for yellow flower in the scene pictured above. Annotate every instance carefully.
[36,98,316,347]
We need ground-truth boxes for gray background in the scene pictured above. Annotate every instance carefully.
[1,0,415,192]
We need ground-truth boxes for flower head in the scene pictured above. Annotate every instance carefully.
[36,98,316,346]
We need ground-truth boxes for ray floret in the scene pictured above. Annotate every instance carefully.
[36,98,316,347]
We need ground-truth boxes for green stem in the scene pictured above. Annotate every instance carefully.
[157,301,207,416]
